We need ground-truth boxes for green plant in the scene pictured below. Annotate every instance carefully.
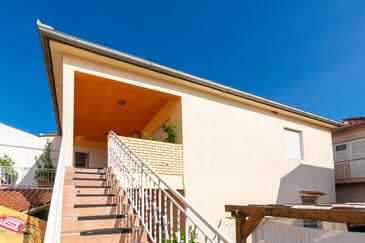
[165,226,198,243]
[145,133,156,141]
[162,122,176,143]
[0,154,18,183]
[34,139,55,182]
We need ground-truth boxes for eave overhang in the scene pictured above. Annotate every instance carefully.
[37,21,344,132]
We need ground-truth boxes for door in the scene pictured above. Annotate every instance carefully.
[75,152,89,168]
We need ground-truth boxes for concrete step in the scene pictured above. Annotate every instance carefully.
[61,214,140,231]
[61,228,148,243]
[62,203,133,217]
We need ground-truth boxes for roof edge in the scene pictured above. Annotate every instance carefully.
[37,21,344,128]
[37,20,62,133]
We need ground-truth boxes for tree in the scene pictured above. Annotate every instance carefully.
[34,139,55,184]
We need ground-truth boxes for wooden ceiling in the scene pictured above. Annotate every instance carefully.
[74,72,179,142]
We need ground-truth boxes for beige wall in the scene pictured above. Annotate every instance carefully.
[59,54,335,241]
[141,100,182,144]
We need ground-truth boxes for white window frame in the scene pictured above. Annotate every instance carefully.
[284,128,303,160]
[333,142,349,163]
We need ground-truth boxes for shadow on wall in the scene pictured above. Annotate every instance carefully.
[17,136,62,187]
[276,164,335,204]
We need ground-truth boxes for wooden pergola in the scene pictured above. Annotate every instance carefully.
[225,204,365,243]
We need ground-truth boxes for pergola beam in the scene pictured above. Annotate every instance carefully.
[226,205,365,224]
[226,204,365,243]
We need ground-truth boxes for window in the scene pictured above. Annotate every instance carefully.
[301,197,321,228]
[284,128,302,159]
[334,143,348,162]
[335,144,347,151]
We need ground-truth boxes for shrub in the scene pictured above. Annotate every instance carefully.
[0,154,18,183]
[165,226,198,243]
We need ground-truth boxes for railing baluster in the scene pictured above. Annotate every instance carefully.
[149,177,153,236]
[153,183,158,241]
[141,164,145,224]
[177,208,181,243]
[158,180,162,243]
[163,192,168,241]
[170,199,173,241]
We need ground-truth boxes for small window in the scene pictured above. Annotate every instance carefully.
[335,144,347,152]
[301,197,321,228]
[284,128,302,159]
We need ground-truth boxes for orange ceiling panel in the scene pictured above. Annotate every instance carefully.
[74,72,179,142]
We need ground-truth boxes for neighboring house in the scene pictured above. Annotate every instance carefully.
[332,117,365,203]
[0,122,60,168]
[10,21,342,242]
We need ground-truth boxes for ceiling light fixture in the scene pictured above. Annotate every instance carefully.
[117,99,127,106]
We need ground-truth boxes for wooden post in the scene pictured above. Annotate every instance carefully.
[233,211,246,243]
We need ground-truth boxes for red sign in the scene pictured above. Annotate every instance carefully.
[0,215,26,233]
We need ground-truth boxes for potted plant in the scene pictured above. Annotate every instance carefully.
[34,140,55,186]
[162,122,176,143]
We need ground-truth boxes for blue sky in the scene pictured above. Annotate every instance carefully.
[1,1,364,134]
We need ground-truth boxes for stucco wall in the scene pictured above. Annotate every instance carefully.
[60,54,336,241]
[141,100,182,143]
[73,146,107,168]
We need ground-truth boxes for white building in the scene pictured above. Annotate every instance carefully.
[3,22,346,242]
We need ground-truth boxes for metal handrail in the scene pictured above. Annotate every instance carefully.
[108,131,230,243]
[0,166,56,188]
[44,128,68,242]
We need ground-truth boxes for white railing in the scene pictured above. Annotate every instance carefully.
[335,158,365,182]
[0,166,56,188]
[108,131,230,243]
[44,128,68,243]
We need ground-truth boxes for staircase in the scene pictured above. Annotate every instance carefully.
[45,130,229,242]
[60,166,149,243]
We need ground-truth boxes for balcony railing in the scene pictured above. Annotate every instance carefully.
[335,158,365,183]
[0,166,56,188]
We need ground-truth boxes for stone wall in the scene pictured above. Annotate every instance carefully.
[119,136,183,175]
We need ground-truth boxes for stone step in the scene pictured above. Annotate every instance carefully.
[66,167,107,174]
[64,177,115,187]
[61,228,148,243]
[63,194,129,205]
[61,215,140,231]
[62,203,133,216]
[74,186,123,195]
[65,172,107,179]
